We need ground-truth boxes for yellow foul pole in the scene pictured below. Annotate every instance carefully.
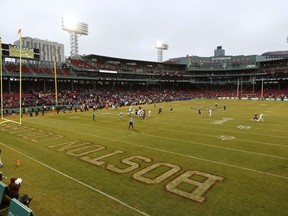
[53,49,58,106]
[19,29,22,124]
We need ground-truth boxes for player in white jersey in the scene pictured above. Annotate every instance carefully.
[208,109,212,116]
[258,113,264,122]
[119,112,124,119]
[147,110,151,118]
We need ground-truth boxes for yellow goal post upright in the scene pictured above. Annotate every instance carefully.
[19,29,22,125]
[0,30,22,125]
[53,48,58,106]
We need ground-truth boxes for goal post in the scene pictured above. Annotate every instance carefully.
[19,29,22,125]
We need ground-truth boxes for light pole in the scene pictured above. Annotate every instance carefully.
[61,17,88,58]
[155,41,168,62]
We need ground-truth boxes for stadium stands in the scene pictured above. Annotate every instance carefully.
[1,51,288,113]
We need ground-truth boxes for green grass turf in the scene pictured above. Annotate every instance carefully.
[0,99,287,216]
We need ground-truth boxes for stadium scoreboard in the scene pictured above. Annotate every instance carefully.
[1,43,40,60]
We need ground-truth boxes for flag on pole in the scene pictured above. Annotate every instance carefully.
[18,28,22,124]
[53,48,58,106]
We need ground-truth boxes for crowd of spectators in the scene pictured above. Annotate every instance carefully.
[68,56,186,76]
[1,56,288,112]
[3,57,287,86]
[3,62,73,76]
[1,87,287,111]
[1,88,196,110]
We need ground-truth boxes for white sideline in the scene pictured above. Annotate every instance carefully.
[0,141,150,216]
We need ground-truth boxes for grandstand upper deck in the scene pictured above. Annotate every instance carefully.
[67,54,186,75]
[2,60,75,78]
[262,50,288,61]
[168,55,259,71]
[258,58,288,80]
[1,44,287,88]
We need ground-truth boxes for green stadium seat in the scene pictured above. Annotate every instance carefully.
[8,198,36,216]
[0,181,11,215]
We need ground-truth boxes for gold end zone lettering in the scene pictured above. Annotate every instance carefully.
[0,123,20,131]
[106,156,152,174]
[67,145,106,156]
[133,162,181,184]
[166,170,224,203]
[0,124,65,143]
[49,140,93,151]
[47,139,226,203]
[81,150,125,166]
[16,128,43,137]
[49,140,106,157]
[30,134,64,142]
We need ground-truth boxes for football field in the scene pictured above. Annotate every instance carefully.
[0,99,287,216]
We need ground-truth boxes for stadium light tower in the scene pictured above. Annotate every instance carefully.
[155,41,168,62]
[61,17,88,58]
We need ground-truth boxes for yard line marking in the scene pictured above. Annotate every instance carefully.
[25,118,288,160]
[22,120,288,180]
[0,141,150,216]
[236,138,287,148]
[41,115,288,149]
[131,122,288,148]
[141,133,288,160]
[155,120,288,139]
[99,112,288,140]
[159,114,287,133]
[154,126,288,149]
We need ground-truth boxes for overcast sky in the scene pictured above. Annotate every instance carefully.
[1,0,288,62]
